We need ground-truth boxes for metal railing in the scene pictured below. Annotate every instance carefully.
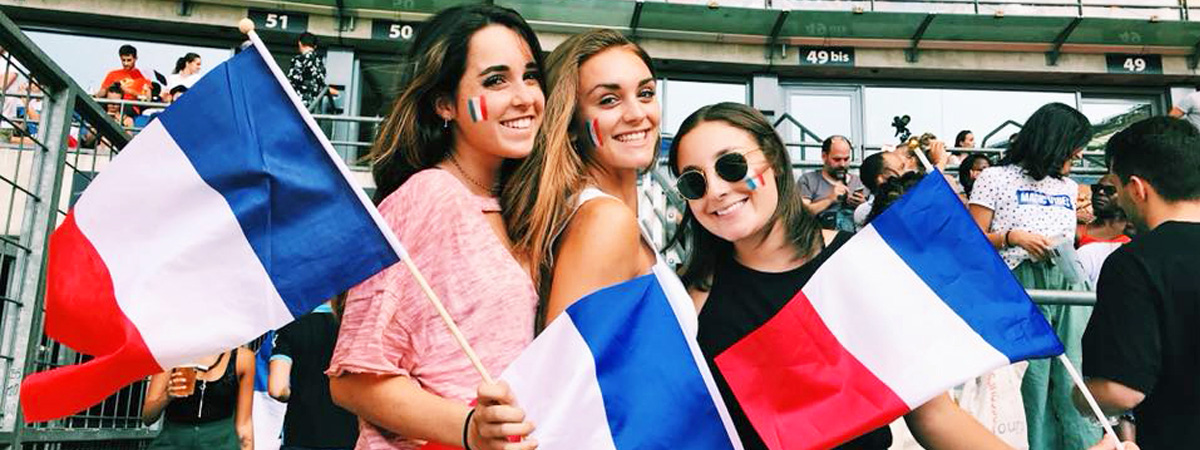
[0,9,155,449]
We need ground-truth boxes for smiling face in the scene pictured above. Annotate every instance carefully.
[675,120,777,245]
[575,47,660,172]
[443,24,545,160]
[186,57,202,75]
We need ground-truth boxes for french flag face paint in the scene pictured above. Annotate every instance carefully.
[467,96,487,123]
[586,118,603,148]
[744,171,768,191]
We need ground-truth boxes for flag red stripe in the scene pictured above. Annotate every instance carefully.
[713,290,909,450]
[20,212,161,422]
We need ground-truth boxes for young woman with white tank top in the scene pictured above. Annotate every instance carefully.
[502,29,663,329]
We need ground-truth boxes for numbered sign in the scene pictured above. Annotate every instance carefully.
[797,46,855,67]
[371,20,420,42]
[1105,54,1162,75]
[248,9,309,34]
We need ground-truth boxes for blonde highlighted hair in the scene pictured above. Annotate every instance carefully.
[501,29,656,294]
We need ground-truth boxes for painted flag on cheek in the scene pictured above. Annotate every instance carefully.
[587,118,603,148]
[744,172,767,190]
[699,172,1064,449]
[468,96,488,122]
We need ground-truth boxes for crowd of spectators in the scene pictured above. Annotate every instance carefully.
[794,101,1200,449]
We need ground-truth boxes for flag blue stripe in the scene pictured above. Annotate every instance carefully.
[157,46,400,318]
[566,273,734,450]
[868,172,1064,361]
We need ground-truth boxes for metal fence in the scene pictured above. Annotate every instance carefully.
[0,9,150,450]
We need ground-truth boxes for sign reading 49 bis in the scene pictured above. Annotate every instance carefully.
[797,46,855,67]
[249,9,309,34]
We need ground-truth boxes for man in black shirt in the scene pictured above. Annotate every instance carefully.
[270,302,359,449]
[1079,116,1200,449]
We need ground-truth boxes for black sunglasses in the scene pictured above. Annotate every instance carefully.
[1090,184,1116,196]
[675,149,763,200]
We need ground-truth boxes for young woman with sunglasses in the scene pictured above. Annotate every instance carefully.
[502,29,661,328]
[668,102,1018,450]
[326,5,542,450]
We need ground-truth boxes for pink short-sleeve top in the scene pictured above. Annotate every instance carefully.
[327,169,537,450]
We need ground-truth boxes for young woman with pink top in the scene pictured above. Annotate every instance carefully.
[326,5,544,450]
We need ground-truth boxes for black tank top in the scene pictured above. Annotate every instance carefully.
[164,350,240,424]
[697,233,892,449]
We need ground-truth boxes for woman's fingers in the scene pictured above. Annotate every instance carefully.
[477,380,516,407]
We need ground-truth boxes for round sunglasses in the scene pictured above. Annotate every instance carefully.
[675,149,763,200]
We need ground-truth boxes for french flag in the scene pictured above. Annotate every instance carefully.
[502,262,743,449]
[704,172,1064,449]
[19,38,402,422]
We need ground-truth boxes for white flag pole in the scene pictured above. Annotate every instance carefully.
[1058,354,1125,450]
[237,19,496,385]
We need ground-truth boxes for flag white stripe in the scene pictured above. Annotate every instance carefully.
[503,314,617,449]
[74,121,293,368]
[802,226,1011,408]
[653,264,745,449]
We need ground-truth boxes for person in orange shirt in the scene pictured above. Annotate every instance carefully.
[98,45,149,100]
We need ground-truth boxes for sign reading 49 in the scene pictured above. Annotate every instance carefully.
[1105,53,1162,75]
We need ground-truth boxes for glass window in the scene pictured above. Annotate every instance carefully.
[26,31,233,95]
[661,79,747,136]
[786,87,860,162]
[863,87,1075,148]
[1081,97,1156,150]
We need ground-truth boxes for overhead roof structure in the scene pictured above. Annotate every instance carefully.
[249,0,1200,63]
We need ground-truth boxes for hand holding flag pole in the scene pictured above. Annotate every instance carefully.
[237,19,496,385]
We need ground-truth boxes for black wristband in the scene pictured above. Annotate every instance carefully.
[1004,230,1012,247]
[462,408,475,450]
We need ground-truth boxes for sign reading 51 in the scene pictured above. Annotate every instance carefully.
[249,9,310,34]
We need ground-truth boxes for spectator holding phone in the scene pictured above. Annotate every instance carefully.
[799,135,865,231]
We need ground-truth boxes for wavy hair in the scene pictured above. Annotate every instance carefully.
[667,102,822,292]
[501,29,655,291]
[1000,102,1091,181]
[368,4,544,203]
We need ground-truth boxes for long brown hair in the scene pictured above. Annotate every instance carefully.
[501,29,656,291]
[368,5,544,204]
[667,102,821,291]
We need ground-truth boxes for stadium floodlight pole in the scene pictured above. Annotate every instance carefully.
[236,18,497,385]
[1059,354,1125,450]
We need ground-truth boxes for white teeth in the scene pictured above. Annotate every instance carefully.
[501,117,533,129]
[713,199,746,217]
[615,131,647,142]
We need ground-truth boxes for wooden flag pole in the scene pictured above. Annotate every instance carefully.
[1058,354,1125,450]
[237,18,496,386]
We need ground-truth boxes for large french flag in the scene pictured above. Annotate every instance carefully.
[19,37,402,422]
[707,172,1064,449]
[502,262,743,449]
